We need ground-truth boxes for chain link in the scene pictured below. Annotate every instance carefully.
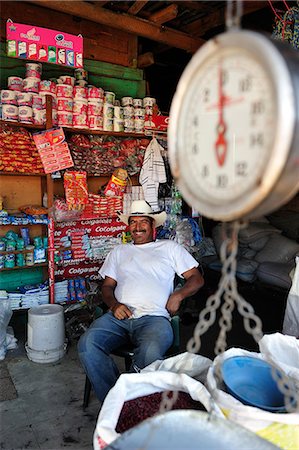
[226,0,243,30]
[158,390,179,414]
[187,220,263,356]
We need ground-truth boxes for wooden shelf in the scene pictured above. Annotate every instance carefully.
[0,262,48,272]
[0,119,45,131]
[61,126,149,138]
[0,249,38,255]
[0,119,150,138]
[0,171,46,176]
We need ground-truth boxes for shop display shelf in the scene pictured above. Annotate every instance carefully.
[0,171,46,177]
[62,126,147,138]
[0,262,48,272]
[0,119,45,130]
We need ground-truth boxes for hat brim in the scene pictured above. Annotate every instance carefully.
[118,211,167,228]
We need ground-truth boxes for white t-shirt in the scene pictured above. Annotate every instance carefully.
[99,239,199,318]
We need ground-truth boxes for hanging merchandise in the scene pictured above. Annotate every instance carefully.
[6,20,83,68]
[139,138,167,211]
[271,2,299,50]
[33,127,74,173]
[63,171,88,210]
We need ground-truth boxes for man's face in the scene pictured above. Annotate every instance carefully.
[128,216,155,245]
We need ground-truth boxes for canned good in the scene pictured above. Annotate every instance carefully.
[17,92,33,106]
[16,238,25,250]
[1,90,17,105]
[143,96,156,107]
[6,240,16,251]
[56,84,73,98]
[16,253,25,267]
[103,117,113,131]
[58,75,75,86]
[40,80,57,95]
[26,63,42,79]
[104,91,115,105]
[114,106,124,119]
[5,253,15,268]
[103,104,114,118]
[87,102,103,116]
[2,104,18,121]
[134,107,145,118]
[72,113,87,128]
[73,86,87,99]
[113,119,124,132]
[123,105,134,117]
[57,97,73,112]
[133,98,143,107]
[23,77,40,93]
[73,100,88,115]
[8,76,23,91]
[18,106,33,123]
[25,245,34,266]
[121,96,133,106]
[33,236,43,248]
[57,111,73,127]
[88,86,104,99]
[75,69,88,81]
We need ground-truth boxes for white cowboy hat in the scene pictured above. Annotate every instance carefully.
[118,200,167,228]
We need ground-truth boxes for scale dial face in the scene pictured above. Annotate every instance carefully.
[168,31,297,221]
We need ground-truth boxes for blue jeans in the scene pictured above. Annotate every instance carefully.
[78,311,173,402]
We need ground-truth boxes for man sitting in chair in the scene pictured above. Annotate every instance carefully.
[78,200,204,402]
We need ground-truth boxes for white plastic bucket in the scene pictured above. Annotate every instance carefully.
[26,304,66,363]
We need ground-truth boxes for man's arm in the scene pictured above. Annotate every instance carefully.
[101,276,132,320]
[166,267,204,316]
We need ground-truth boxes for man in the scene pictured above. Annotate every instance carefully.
[78,200,204,402]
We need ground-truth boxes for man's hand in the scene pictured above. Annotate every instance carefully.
[166,267,204,316]
[166,291,183,316]
[111,302,133,320]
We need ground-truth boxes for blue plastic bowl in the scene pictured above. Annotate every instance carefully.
[221,356,296,413]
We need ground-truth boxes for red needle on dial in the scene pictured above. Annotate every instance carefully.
[215,65,227,167]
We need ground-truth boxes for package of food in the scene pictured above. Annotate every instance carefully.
[104,168,128,197]
[63,171,88,210]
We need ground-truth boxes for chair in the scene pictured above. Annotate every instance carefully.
[82,315,180,408]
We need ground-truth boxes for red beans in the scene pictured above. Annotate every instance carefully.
[116,391,205,433]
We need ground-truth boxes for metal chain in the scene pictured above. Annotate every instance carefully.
[270,361,299,413]
[187,220,263,356]
[158,390,179,414]
[226,0,243,30]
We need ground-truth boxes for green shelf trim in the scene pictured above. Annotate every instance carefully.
[0,43,146,99]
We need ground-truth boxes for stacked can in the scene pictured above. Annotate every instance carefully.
[39,79,58,126]
[87,86,104,130]
[103,91,115,131]
[74,68,88,87]
[143,97,156,129]
[133,98,145,133]
[121,97,134,133]
[113,103,124,132]
[1,89,18,121]
[56,82,73,127]
[73,86,88,128]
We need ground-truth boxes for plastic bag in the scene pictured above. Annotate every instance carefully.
[0,300,13,361]
[206,347,299,450]
[259,333,299,389]
[93,352,223,450]
[283,256,299,338]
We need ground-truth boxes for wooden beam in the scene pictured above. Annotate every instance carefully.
[127,1,149,15]
[25,1,204,52]
[137,52,155,68]
[185,1,270,37]
[149,4,178,25]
